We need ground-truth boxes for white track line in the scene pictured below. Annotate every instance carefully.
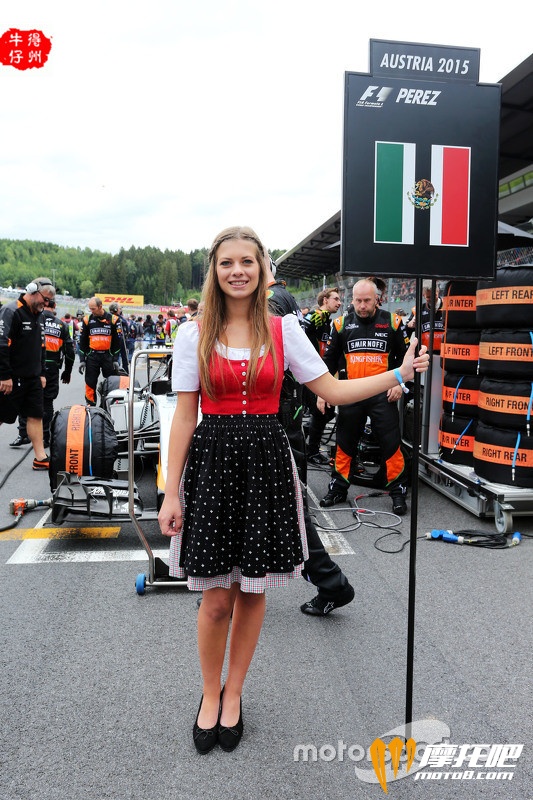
[7,539,169,565]
[6,489,355,563]
[306,486,355,555]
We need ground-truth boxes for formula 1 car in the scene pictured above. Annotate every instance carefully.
[49,348,174,523]
[47,347,185,591]
[49,347,186,594]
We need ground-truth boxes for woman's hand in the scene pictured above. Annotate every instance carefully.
[317,396,334,414]
[401,337,429,381]
[387,385,403,403]
[158,496,183,537]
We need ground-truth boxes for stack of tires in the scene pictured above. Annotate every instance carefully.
[474,266,533,487]
[49,404,118,491]
[439,281,481,466]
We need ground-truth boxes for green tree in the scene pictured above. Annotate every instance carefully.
[0,237,287,305]
[190,248,208,289]
[157,258,178,305]
[80,279,94,297]
[176,251,192,288]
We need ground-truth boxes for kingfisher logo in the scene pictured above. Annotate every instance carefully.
[357,85,393,107]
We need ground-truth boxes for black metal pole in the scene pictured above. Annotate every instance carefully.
[420,280,437,453]
[405,276,423,726]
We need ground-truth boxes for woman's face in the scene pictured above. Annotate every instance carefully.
[215,239,261,300]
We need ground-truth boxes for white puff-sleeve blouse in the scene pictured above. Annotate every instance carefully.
[171,313,328,392]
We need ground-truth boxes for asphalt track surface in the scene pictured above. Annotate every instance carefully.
[0,366,531,800]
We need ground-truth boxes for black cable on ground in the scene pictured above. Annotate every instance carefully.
[0,446,33,490]
[309,512,365,534]
[373,529,414,554]
[426,528,520,549]
[0,512,24,533]
[311,490,527,554]
[309,491,411,546]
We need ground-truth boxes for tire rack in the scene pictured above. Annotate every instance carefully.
[406,351,533,534]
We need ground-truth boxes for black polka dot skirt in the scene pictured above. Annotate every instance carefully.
[168,414,308,593]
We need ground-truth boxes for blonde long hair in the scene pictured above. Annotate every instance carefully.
[198,226,277,400]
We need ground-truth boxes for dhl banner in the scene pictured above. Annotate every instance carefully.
[100,293,144,306]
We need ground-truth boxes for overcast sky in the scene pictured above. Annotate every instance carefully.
[2,0,531,256]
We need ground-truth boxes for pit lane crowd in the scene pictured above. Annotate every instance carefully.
[0,290,202,466]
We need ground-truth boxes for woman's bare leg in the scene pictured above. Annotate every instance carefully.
[196,585,237,728]
[220,587,266,726]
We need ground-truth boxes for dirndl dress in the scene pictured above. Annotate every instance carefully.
[168,316,309,593]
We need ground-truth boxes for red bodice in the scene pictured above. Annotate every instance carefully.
[200,316,284,415]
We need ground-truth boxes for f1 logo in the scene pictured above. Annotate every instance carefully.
[358,85,393,103]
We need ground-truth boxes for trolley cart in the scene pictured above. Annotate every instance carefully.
[418,453,533,533]
[127,347,188,594]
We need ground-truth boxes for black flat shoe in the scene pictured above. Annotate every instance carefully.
[193,695,219,754]
[218,696,243,752]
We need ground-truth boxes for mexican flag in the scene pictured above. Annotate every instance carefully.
[374,142,471,247]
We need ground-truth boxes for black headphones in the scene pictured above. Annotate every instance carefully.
[26,279,53,294]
